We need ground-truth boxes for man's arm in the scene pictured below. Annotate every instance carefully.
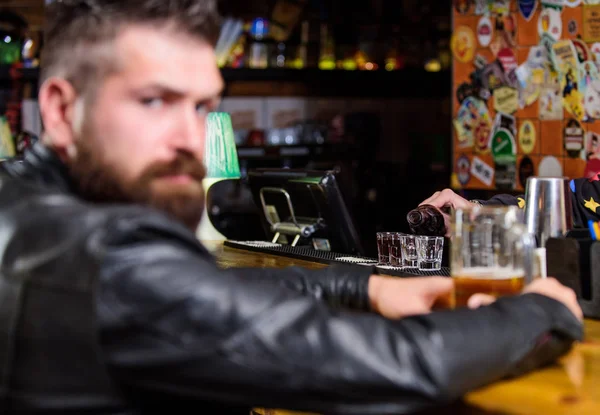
[224,261,374,312]
[95,214,583,415]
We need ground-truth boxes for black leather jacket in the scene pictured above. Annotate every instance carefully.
[0,144,584,414]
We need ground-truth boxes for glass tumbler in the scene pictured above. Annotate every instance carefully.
[399,234,418,268]
[416,236,444,271]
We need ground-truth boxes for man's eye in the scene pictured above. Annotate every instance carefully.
[195,103,209,116]
[141,98,163,108]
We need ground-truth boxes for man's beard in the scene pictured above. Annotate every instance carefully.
[68,140,206,231]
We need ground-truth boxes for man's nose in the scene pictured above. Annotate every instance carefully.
[173,107,205,154]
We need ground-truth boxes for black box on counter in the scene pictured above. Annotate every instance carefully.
[546,229,600,319]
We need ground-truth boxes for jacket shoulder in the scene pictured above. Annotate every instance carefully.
[0,176,198,287]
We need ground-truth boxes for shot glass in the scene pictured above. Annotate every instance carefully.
[376,232,392,264]
[416,236,444,271]
[399,234,418,269]
[389,232,404,266]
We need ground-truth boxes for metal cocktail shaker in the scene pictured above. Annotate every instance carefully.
[524,177,574,247]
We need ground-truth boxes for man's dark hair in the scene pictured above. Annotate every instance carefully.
[41,0,221,95]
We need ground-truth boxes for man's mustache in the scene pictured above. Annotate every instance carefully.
[144,156,206,182]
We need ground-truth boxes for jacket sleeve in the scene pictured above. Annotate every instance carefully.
[95,215,583,415]
[217,262,374,312]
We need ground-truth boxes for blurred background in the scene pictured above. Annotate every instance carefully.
[0,0,455,256]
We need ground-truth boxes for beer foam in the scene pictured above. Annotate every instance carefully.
[452,267,525,279]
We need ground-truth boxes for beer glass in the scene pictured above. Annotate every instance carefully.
[451,206,535,308]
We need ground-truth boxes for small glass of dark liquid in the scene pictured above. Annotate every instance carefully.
[389,232,404,266]
[376,232,392,264]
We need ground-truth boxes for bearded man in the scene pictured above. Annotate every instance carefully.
[0,1,582,414]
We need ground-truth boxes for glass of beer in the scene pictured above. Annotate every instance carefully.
[450,205,535,308]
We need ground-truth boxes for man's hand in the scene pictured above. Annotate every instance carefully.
[523,278,583,321]
[419,188,476,211]
[419,189,477,237]
[368,275,453,319]
[467,278,583,321]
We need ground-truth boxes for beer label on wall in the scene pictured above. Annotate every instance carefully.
[491,15,517,52]
[583,5,600,43]
[451,26,476,63]
[493,86,519,114]
[580,61,599,120]
[584,76,600,119]
[519,0,538,21]
[495,161,517,190]
[539,70,564,120]
[454,96,491,149]
[568,18,579,36]
[591,42,600,62]
[572,39,590,63]
[493,112,517,137]
[541,0,565,9]
[498,48,518,73]
[539,155,564,176]
[519,156,536,188]
[519,120,537,154]
[491,0,510,16]
[528,46,546,68]
[475,121,492,153]
[475,0,489,15]
[456,82,476,103]
[482,60,508,91]
[541,33,559,71]
[454,0,474,14]
[538,7,563,41]
[564,118,585,157]
[515,64,541,108]
[471,156,495,186]
[477,17,493,47]
[553,40,586,120]
[491,128,517,163]
[584,131,600,178]
[456,154,472,186]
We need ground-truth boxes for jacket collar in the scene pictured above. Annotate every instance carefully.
[1,142,76,194]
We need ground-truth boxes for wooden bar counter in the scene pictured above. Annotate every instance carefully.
[208,242,600,415]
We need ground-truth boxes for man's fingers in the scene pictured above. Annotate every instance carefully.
[419,189,475,211]
[427,277,454,295]
[420,189,456,209]
[419,191,441,206]
[467,293,496,309]
[424,278,455,308]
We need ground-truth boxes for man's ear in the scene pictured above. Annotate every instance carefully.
[38,77,80,155]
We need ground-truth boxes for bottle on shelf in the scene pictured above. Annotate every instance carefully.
[270,0,307,43]
[248,18,269,69]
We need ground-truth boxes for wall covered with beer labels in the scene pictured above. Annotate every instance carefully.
[451,0,600,191]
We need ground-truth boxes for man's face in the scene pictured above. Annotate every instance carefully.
[69,25,224,230]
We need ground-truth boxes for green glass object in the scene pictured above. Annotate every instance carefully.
[0,39,21,64]
[204,112,240,179]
